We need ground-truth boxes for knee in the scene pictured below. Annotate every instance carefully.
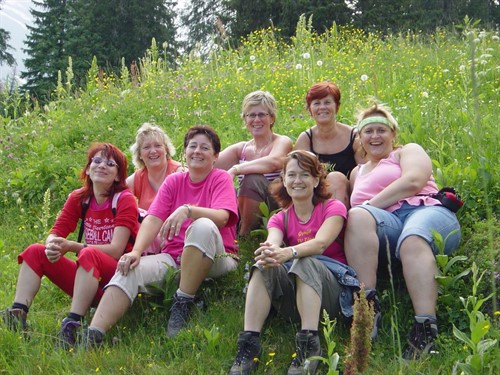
[187,218,217,238]
[78,247,101,263]
[399,236,433,263]
[326,172,348,190]
[346,207,374,234]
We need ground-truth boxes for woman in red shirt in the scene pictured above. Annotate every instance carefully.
[1,143,139,349]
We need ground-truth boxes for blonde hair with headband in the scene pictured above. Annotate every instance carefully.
[356,103,399,133]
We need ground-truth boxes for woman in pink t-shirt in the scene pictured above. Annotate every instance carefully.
[229,150,348,375]
[126,122,185,254]
[345,102,461,360]
[84,126,239,347]
[1,143,139,349]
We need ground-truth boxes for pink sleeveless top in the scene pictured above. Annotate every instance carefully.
[350,150,440,212]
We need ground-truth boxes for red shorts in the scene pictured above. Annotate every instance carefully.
[18,244,118,303]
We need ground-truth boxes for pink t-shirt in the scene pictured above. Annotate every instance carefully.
[148,168,238,264]
[350,150,441,212]
[133,159,182,210]
[268,199,347,264]
[51,188,139,252]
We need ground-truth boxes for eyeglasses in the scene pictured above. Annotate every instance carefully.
[245,112,270,120]
[91,157,118,168]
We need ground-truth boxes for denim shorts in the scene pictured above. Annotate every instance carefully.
[357,202,461,259]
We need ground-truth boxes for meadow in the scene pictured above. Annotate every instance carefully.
[0,17,498,374]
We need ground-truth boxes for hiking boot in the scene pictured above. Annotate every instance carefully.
[287,332,322,375]
[57,317,81,349]
[166,293,195,337]
[366,289,381,340]
[228,332,262,375]
[81,327,104,349]
[402,317,439,360]
[1,308,28,332]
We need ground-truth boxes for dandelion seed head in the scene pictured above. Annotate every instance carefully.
[295,63,303,70]
[316,60,323,67]
[302,52,310,59]
[360,74,368,81]
[249,55,256,62]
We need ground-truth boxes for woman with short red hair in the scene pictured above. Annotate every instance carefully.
[294,81,364,208]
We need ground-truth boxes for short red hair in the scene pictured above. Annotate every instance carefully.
[305,81,341,114]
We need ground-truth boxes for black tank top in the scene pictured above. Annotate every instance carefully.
[306,127,357,176]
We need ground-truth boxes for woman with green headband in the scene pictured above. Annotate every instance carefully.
[345,102,461,360]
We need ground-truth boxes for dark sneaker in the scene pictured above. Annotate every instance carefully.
[166,293,195,337]
[402,317,439,360]
[287,332,322,375]
[366,289,381,340]
[57,317,81,349]
[1,308,28,332]
[228,332,262,375]
[81,328,104,349]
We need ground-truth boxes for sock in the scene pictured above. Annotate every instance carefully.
[176,289,195,299]
[88,326,105,335]
[12,302,29,314]
[300,329,318,336]
[244,331,260,337]
[415,315,437,323]
[67,312,84,322]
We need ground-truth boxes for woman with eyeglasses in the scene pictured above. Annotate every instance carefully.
[229,150,357,375]
[82,125,239,347]
[127,123,185,254]
[294,81,365,208]
[216,90,293,236]
[1,143,139,349]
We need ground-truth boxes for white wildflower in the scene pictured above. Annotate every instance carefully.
[421,91,429,98]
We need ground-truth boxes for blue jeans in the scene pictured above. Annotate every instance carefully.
[357,202,461,259]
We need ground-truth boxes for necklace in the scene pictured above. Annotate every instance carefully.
[252,136,273,157]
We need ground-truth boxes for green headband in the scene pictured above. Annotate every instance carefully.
[358,116,394,131]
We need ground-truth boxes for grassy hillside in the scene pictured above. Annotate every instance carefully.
[0,18,498,374]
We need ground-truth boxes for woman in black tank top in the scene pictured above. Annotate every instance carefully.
[294,82,364,208]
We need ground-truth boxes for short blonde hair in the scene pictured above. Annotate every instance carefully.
[129,123,176,170]
[241,91,278,126]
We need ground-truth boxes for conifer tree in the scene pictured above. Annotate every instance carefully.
[0,0,15,67]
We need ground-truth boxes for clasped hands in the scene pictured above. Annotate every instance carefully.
[255,241,291,268]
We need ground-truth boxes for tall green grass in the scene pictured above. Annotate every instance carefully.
[0,17,498,374]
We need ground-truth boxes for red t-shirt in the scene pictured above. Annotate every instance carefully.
[51,188,139,252]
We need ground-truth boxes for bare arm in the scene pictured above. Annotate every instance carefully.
[215,142,245,170]
[229,135,292,177]
[126,173,135,192]
[293,131,311,151]
[368,143,433,208]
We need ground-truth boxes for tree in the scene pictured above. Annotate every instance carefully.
[0,0,16,66]
[179,0,230,54]
[67,0,178,76]
[21,0,71,100]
